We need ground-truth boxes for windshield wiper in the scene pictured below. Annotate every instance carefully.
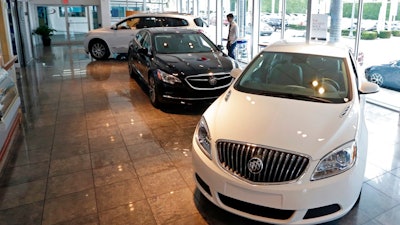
[266,92,332,103]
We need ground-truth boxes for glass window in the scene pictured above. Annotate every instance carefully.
[235,52,351,103]
[59,6,85,17]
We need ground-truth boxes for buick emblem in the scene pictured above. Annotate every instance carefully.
[208,76,217,86]
[247,157,263,174]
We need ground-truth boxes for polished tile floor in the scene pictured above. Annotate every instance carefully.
[0,45,399,225]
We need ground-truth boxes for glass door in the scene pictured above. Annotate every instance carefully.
[36,5,99,45]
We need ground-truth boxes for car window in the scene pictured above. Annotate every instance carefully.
[136,17,163,28]
[193,18,206,27]
[136,31,145,43]
[163,17,189,27]
[140,32,151,50]
[117,17,140,30]
[154,33,216,54]
[235,52,351,103]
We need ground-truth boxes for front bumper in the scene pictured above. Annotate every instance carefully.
[158,82,228,105]
[192,139,364,225]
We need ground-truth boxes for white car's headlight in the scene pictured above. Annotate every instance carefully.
[157,69,181,84]
[195,117,212,159]
[311,141,357,181]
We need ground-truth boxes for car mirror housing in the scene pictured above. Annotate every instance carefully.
[230,68,242,79]
[111,24,117,30]
[359,80,380,94]
[217,45,224,51]
[138,47,151,56]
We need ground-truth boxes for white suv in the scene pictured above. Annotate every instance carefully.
[84,13,208,60]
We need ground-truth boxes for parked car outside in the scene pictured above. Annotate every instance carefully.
[127,27,240,108]
[365,60,400,91]
[245,22,274,36]
[266,17,288,31]
[83,13,209,60]
[192,41,379,224]
[260,22,274,36]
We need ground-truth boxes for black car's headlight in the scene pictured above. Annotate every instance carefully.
[195,117,212,159]
[157,69,181,85]
[311,141,357,181]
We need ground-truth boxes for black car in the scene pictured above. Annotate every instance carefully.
[365,60,400,91]
[128,27,239,107]
[266,18,288,31]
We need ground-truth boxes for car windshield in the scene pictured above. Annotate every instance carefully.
[235,52,351,103]
[154,33,217,54]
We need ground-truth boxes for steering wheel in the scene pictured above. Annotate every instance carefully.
[321,78,340,91]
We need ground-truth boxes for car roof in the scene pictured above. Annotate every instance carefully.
[141,27,204,35]
[263,41,350,58]
[126,12,199,19]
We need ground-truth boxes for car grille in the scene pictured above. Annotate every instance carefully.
[217,141,310,183]
[185,73,233,90]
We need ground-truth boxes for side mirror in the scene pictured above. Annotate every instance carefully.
[359,80,379,94]
[230,68,242,79]
[138,47,151,56]
[217,45,224,51]
[111,24,117,30]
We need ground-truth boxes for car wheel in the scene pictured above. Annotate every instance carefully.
[149,74,162,108]
[369,73,384,86]
[89,40,110,60]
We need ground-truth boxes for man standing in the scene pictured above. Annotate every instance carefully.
[226,13,238,59]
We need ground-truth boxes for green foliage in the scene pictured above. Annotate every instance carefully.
[342,29,354,36]
[33,25,56,37]
[289,24,306,30]
[343,2,400,20]
[392,30,400,37]
[261,0,307,13]
[378,30,392,38]
[361,31,378,40]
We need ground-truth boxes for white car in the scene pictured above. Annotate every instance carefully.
[83,13,208,60]
[192,41,379,224]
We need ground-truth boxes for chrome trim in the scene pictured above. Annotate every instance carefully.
[162,94,217,101]
[216,139,311,184]
[185,72,234,90]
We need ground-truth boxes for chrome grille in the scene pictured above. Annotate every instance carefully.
[217,141,310,183]
[185,73,233,90]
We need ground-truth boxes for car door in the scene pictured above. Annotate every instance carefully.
[107,17,142,54]
[135,31,153,83]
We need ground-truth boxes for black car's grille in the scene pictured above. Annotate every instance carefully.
[185,73,233,90]
[217,141,310,183]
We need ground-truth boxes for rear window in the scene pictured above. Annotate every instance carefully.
[194,18,206,27]
[163,17,189,27]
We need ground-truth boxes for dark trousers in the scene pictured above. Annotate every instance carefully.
[227,41,237,59]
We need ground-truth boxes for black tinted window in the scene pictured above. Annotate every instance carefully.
[163,17,189,26]
[194,18,205,27]
[136,17,163,28]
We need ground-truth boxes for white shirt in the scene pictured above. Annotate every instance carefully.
[228,21,238,44]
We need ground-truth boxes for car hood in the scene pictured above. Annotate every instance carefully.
[155,52,234,75]
[204,89,359,160]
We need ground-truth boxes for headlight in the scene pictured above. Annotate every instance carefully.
[311,141,357,181]
[195,117,212,159]
[157,69,181,85]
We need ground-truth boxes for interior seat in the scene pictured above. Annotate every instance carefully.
[268,61,304,86]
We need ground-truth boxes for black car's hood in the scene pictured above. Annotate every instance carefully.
[155,52,234,75]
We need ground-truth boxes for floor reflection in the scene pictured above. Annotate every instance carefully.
[0,45,399,225]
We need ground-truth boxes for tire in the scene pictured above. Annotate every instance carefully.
[369,73,384,86]
[89,40,110,60]
[148,74,162,108]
